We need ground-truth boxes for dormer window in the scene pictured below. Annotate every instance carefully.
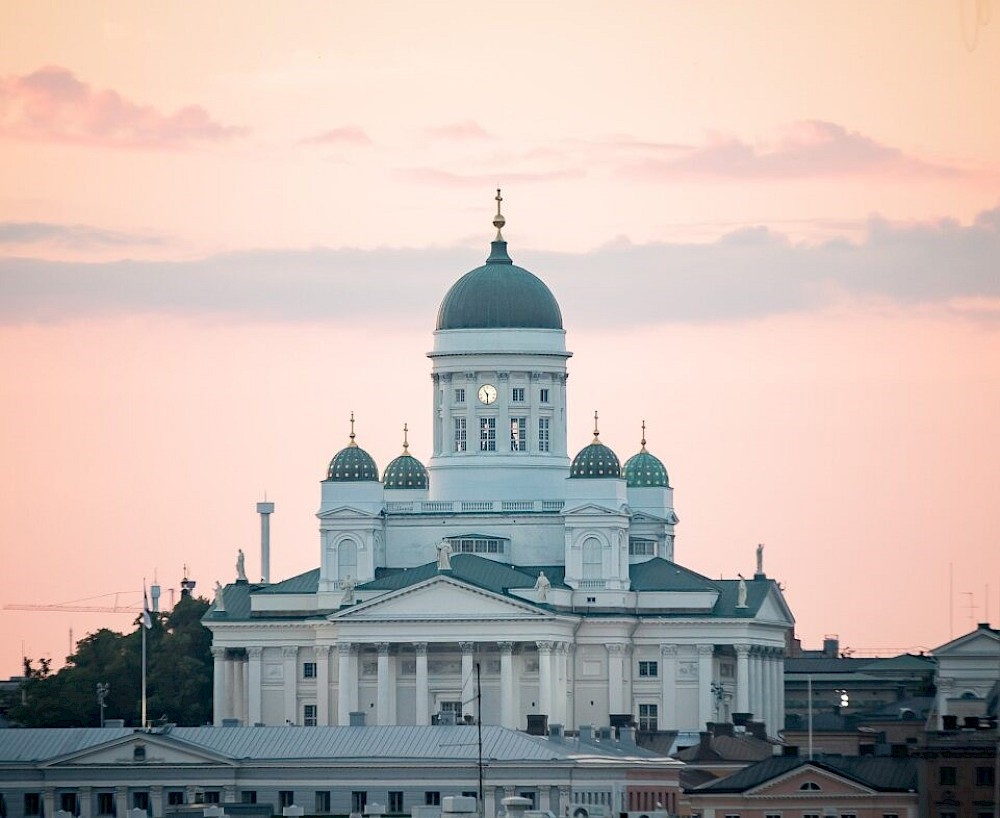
[798,781,821,791]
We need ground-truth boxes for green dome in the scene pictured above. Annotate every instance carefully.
[570,437,622,479]
[436,241,563,330]
[383,452,428,489]
[327,443,379,481]
[624,450,669,487]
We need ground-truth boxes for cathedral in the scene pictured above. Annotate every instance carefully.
[204,194,794,742]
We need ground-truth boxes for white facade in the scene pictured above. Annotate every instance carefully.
[204,207,794,739]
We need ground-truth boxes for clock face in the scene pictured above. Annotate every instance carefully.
[477,384,498,405]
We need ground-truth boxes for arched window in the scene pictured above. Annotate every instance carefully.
[799,781,821,791]
[338,540,358,581]
[582,537,603,580]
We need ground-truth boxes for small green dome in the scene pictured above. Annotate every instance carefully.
[384,453,428,489]
[624,450,669,487]
[570,419,622,479]
[326,414,379,481]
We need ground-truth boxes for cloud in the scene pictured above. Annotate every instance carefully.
[396,167,584,187]
[424,121,492,141]
[0,66,247,148]
[0,222,163,249]
[622,121,961,181]
[1,206,998,326]
[301,126,372,146]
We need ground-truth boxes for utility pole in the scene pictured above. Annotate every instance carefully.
[96,682,109,728]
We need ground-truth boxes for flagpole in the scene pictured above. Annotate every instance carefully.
[141,579,150,729]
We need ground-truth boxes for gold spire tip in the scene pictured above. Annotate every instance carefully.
[493,187,506,240]
[641,419,647,452]
[402,422,409,454]
[592,410,600,442]
[348,411,357,447]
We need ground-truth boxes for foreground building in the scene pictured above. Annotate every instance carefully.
[0,725,682,818]
[204,195,794,739]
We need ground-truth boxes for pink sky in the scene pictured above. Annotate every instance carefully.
[1,2,999,677]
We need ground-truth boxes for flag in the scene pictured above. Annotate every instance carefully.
[142,584,153,630]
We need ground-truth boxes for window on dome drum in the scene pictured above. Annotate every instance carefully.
[455,417,467,452]
[480,417,496,451]
[940,766,957,785]
[303,661,317,678]
[455,388,465,403]
[315,792,331,813]
[639,703,658,730]
[540,388,550,403]
[512,387,525,402]
[389,792,404,813]
[303,704,318,726]
[799,782,821,791]
[511,417,527,451]
[639,660,658,677]
[538,417,550,452]
[450,537,505,554]
[629,539,656,556]
[279,792,294,809]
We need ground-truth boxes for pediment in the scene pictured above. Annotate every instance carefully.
[317,504,379,520]
[756,587,795,627]
[44,733,234,768]
[750,765,876,796]
[331,576,552,622]
[934,629,1000,657]
[562,502,627,516]
[630,511,668,524]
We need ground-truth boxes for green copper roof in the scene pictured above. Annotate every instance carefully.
[623,450,669,487]
[327,444,379,482]
[436,241,563,331]
[383,453,428,489]
[570,439,622,479]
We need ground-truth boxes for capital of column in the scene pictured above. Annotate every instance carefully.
[316,645,332,659]
[536,640,555,653]
[413,642,428,656]
[282,646,299,659]
[211,646,227,660]
[607,642,627,655]
[247,647,264,659]
[497,641,514,654]
[459,641,475,655]
[376,642,391,656]
[697,644,714,656]
[735,644,751,658]
[660,644,678,657]
[558,787,572,799]
[337,642,354,656]
[556,642,570,655]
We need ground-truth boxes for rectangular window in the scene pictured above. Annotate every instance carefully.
[455,388,466,403]
[389,792,404,813]
[425,793,441,806]
[24,795,41,817]
[940,766,958,785]
[315,792,331,813]
[882,814,899,818]
[454,417,467,452]
[279,792,294,808]
[510,416,527,451]
[639,703,658,731]
[538,417,550,452]
[977,766,995,787]
[512,387,525,402]
[629,539,656,556]
[303,661,317,678]
[132,793,149,812]
[519,793,536,809]
[60,794,78,815]
[97,793,115,815]
[803,814,821,818]
[841,814,857,818]
[765,814,782,818]
[480,417,496,451]
[639,661,658,677]
[167,793,185,807]
[241,792,256,805]
[203,792,221,805]
[303,704,318,726]
[540,388,550,403]
[352,792,368,813]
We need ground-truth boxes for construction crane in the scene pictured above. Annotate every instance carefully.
[4,592,142,614]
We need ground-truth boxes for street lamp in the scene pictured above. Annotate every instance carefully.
[96,682,109,728]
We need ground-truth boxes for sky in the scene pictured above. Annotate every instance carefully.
[1,1,999,678]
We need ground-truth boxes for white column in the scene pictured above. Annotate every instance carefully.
[415,642,429,725]
[748,648,760,720]
[555,642,569,724]
[697,644,714,730]
[607,643,625,714]
[660,644,677,729]
[499,641,515,728]
[115,787,128,818]
[337,642,353,725]
[247,647,263,725]
[735,644,751,715]
[776,649,786,733]
[377,642,393,725]
[538,640,555,717]
[211,646,227,726]
[316,645,331,726]
[283,646,298,724]
[460,641,475,721]
[234,657,246,725]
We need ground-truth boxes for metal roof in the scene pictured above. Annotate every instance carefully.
[691,755,918,793]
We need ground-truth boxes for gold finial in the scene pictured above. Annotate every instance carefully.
[348,411,357,448]
[641,420,647,452]
[402,422,410,454]
[493,187,506,241]
[592,410,600,443]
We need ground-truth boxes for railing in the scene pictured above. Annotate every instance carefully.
[384,500,566,514]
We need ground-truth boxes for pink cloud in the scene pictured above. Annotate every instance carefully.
[424,120,492,141]
[623,120,960,180]
[396,167,584,187]
[0,65,246,148]
[302,126,372,146]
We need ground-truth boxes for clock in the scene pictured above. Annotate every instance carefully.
[477,384,498,405]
